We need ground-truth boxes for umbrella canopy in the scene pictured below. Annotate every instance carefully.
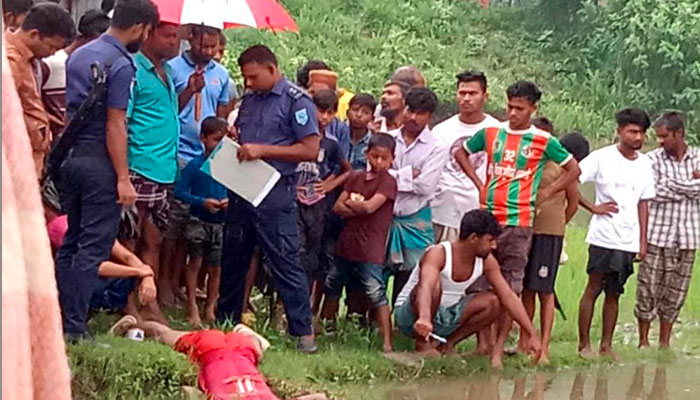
[155,0,299,32]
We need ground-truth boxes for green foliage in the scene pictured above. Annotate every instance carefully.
[518,0,700,141]
[68,336,196,399]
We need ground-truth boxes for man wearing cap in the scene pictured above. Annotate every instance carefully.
[218,45,320,354]
[307,69,351,158]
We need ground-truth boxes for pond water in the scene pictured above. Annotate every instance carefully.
[376,361,699,400]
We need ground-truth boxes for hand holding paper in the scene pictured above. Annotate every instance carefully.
[200,137,281,208]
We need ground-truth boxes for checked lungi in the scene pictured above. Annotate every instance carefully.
[635,243,695,323]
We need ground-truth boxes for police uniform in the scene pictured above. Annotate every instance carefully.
[217,77,319,337]
[55,34,136,337]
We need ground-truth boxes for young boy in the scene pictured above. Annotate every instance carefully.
[518,131,590,365]
[175,117,229,327]
[296,89,351,312]
[577,108,655,360]
[321,133,398,352]
[111,317,277,400]
[342,92,378,320]
[346,93,377,171]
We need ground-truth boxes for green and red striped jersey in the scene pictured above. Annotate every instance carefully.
[464,125,572,227]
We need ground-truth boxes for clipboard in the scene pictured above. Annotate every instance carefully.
[200,137,281,207]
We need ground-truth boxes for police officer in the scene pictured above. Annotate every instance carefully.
[55,0,159,342]
[218,45,320,353]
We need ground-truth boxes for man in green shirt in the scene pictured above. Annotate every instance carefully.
[125,21,180,322]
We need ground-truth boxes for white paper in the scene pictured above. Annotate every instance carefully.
[200,137,281,207]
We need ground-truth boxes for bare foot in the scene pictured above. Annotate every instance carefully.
[537,355,551,366]
[158,280,176,307]
[578,347,598,360]
[638,341,650,349]
[419,348,442,358]
[441,343,457,355]
[598,349,622,362]
[490,354,504,370]
[186,305,203,328]
[141,302,169,326]
[382,343,394,353]
[659,342,671,350]
[204,305,216,324]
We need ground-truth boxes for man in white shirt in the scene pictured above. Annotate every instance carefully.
[577,108,656,360]
[387,87,447,303]
[431,70,500,242]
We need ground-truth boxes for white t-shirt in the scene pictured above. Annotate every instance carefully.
[579,145,656,253]
[430,114,501,228]
[42,49,68,90]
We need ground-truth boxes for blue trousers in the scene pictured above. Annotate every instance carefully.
[55,150,120,335]
[217,178,313,336]
[90,277,136,311]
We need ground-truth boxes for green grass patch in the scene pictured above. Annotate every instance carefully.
[69,225,700,399]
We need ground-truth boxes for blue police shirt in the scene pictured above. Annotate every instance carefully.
[235,77,319,177]
[169,52,230,161]
[65,34,135,146]
[325,117,350,159]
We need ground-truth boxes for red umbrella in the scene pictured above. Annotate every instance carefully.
[154,0,299,32]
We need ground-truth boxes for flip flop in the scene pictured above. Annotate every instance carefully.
[109,315,137,337]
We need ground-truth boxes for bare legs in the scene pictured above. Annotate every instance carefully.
[518,290,554,365]
[578,272,621,360]
[443,292,501,355]
[578,273,603,358]
[205,267,221,323]
[185,256,204,327]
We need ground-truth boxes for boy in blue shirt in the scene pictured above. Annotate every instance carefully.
[175,117,229,327]
[297,89,351,313]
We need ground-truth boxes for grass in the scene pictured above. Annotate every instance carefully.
[69,225,700,399]
[222,0,617,139]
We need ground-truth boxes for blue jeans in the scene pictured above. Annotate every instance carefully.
[55,147,120,335]
[325,256,388,308]
[218,178,313,337]
[89,277,136,311]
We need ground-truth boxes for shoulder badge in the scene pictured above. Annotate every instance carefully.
[286,82,305,100]
[295,108,309,126]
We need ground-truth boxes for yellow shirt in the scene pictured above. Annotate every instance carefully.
[336,88,354,121]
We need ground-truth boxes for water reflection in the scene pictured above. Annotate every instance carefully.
[382,362,695,400]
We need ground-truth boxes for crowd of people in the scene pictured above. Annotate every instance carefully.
[4,0,699,395]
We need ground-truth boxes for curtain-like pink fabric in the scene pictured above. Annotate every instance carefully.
[2,36,72,400]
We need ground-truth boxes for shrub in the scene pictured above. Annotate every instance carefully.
[68,336,196,399]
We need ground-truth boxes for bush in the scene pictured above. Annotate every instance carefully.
[517,0,700,141]
[223,0,697,142]
[68,336,196,399]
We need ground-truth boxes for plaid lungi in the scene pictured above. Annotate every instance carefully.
[635,243,695,323]
[386,206,435,272]
[130,172,171,232]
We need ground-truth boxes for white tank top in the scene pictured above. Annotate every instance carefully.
[395,242,484,308]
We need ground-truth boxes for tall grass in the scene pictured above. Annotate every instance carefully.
[223,0,618,140]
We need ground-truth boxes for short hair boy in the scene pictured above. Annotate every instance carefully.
[296,89,351,303]
[346,93,377,170]
[519,130,590,365]
[321,133,398,352]
[175,117,229,327]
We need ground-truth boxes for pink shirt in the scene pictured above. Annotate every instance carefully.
[47,215,67,250]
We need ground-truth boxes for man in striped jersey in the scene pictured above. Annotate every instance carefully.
[455,81,580,368]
